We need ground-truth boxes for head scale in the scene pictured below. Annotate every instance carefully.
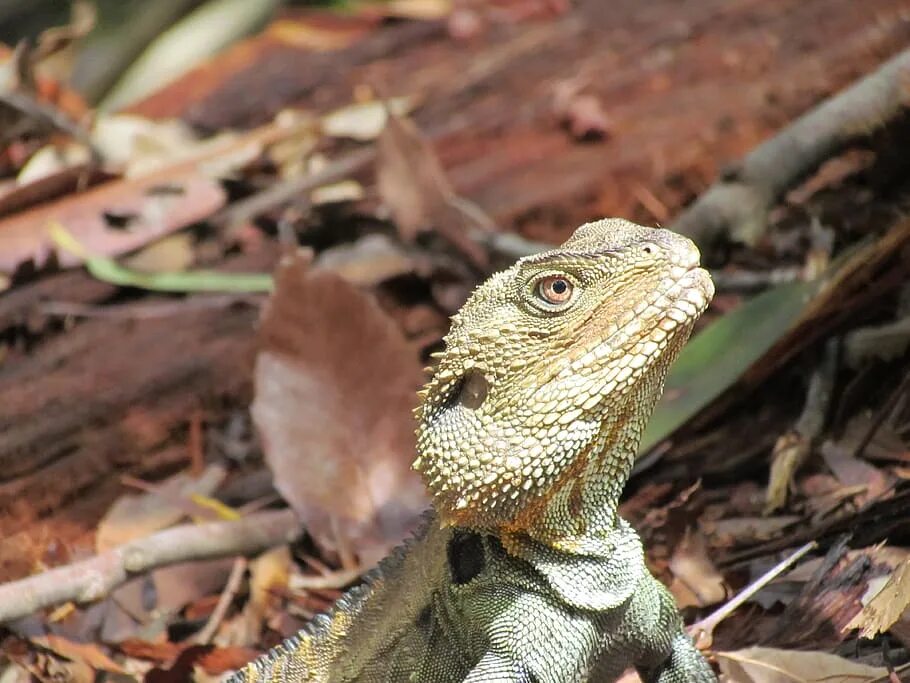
[413,219,713,537]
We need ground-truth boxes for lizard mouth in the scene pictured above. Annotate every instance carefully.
[641,265,713,353]
[675,266,714,317]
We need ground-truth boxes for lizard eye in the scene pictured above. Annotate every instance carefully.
[535,275,575,307]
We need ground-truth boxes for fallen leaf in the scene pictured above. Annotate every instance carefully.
[152,559,235,613]
[703,516,800,547]
[121,233,194,273]
[252,251,427,565]
[310,179,365,205]
[16,143,90,184]
[240,546,292,644]
[99,580,148,643]
[820,441,894,506]
[716,646,886,682]
[765,430,811,514]
[315,233,417,286]
[845,558,910,639]
[266,14,377,51]
[96,464,227,551]
[840,413,910,464]
[118,638,183,663]
[376,112,488,267]
[0,167,225,276]
[552,84,611,141]
[32,635,125,674]
[0,663,31,683]
[669,529,727,608]
[0,164,112,219]
[90,114,201,176]
[321,97,413,142]
[379,0,453,20]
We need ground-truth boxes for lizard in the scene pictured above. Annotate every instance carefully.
[231,218,717,682]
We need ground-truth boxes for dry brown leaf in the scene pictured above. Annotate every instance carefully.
[379,0,453,20]
[322,97,412,142]
[315,233,417,287]
[553,92,611,141]
[668,529,727,609]
[152,558,235,613]
[265,13,378,52]
[310,179,365,205]
[0,168,225,275]
[703,516,799,547]
[144,644,256,682]
[121,233,194,273]
[376,112,488,268]
[845,558,910,640]
[716,646,886,682]
[32,635,126,675]
[840,413,910,464]
[0,164,112,219]
[117,638,183,663]
[820,441,894,506]
[96,464,227,551]
[252,251,427,565]
[16,143,91,184]
[248,546,291,620]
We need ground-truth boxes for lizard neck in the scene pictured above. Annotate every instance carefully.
[502,366,665,557]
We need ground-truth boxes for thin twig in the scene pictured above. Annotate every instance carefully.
[195,557,248,645]
[0,508,300,624]
[690,540,817,646]
[0,88,100,163]
[217,147,376,229]
[289,566,365,592]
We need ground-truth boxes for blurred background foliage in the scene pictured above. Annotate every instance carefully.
[0,0,347,109]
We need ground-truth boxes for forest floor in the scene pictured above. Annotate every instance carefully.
[1,1,910,681]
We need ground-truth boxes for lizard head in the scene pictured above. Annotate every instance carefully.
[413,218,713,538]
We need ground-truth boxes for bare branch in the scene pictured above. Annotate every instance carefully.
[0,508,301,625]
[672,48,910,247]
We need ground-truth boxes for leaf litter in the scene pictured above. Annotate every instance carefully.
[0,3,909,681]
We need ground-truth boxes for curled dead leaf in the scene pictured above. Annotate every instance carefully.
[716,646,886,682]
[845,558,910,641]
[668,529,727,609]
[0,169,225,276]
[252,251,427,565]
[376,111,489,268]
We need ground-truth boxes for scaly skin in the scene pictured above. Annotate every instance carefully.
[232,219,716,682]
